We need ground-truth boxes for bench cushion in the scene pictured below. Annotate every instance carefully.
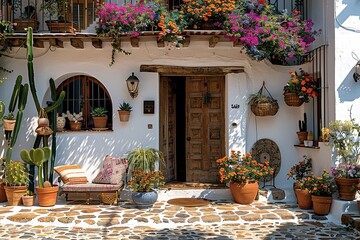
[92,155,127,185]
[62,182,123,192]
[54,165,89,184]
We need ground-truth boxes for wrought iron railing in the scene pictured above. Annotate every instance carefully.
[1,0,307,33]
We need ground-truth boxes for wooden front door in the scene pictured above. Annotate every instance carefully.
[186,76,225,183]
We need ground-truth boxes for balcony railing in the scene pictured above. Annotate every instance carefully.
[1,0,308,34]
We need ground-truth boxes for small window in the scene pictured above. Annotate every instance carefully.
[56,75,112,130]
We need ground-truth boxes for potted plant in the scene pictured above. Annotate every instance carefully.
[20,147,59,207]
[224,0,319,65]
[126,147,166,173]
[288,155,313,209]
[297,113,308,145]
[41,0,76,33]
[248,83,278,116]
[127,169,165,208]
[306,170,337,216]
[284,69,318,106]
[91,107,108,129]
[21,190,36,207]
[63,111,83,131]
[216,150,274,204]
[3,161,29,206]
[13,5,39,31]
[118,102,132,122]
[325,117,360,200]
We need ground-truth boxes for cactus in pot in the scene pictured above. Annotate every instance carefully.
[20,147,58,206]
[3,161,29,206]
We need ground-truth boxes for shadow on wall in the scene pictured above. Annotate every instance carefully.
[337,69,360,102]
[335,0,360,29]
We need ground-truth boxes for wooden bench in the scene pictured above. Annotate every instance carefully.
[59,180,124,204]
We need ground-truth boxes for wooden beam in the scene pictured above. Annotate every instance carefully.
[92,38,102,48]
[71,38,84,49]
[130,37,139,48]
[49,38,64,48]
[10,38,25,47]
[209,36,219,48]
[33,39,45,48]
[233,40,242,47]
[157,39,165,48]
[140,65,244,75]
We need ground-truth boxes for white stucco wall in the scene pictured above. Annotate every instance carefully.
[334,1,360,121]
[0,34,324,188]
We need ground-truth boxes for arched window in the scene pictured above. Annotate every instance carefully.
[56,75,112,130]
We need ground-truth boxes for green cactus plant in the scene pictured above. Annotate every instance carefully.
[0,101,4,127]
[3,161,29,186]
[5,75,29,165]
[26,27,65,191]
[20,147,51,188]
[298,113,307,132]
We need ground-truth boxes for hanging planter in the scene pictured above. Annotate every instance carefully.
[248,82,279,116]
[284,93,304,107]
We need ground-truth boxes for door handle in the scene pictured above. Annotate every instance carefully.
[186,137,191,141]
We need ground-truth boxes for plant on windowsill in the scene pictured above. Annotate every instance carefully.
[296,113,308,145]
[91,107,108,129]
[118,102,133,122]
[216,150,274,204]
[62,111,83,131]
[13,5,39,31]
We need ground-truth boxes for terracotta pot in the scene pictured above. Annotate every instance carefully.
[229,181,258,204]
[93,116,108,128]
[22,195,36,207]
[335,177,360,200]
[0,182,7,202]
[296,131,308,145]
[36,186,59,207]
[284,93,304,107]
[312,195,332,215]
[4,185,28,206]
[38,117,49,127]
[3,119,16,131]
[69,121,82,131]
[118,110,130,122]
[295,189,312,209]
[57,116,66,131]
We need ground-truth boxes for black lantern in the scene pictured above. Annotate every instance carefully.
[126,72,139,98]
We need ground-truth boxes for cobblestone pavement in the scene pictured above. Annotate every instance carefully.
[0,198,358,240]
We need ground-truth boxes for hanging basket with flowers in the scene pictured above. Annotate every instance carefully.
[283,68,318,106]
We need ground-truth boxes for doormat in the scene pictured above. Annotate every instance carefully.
[167,198,211,207]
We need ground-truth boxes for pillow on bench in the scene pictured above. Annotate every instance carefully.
[92,155,128,185]
[54,165,89,184]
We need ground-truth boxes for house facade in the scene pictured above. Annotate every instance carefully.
[0,0,350,192]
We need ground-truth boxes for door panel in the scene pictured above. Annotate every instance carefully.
[160,77,176,181]
[186,76,225,183]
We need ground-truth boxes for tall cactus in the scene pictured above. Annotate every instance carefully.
[20,147,51,188]
[0,101,4,127]
[5,76,29,165]
[26,27,65,190]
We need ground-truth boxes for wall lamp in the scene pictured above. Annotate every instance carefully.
[354,61,360,82]
[126,72,139,98]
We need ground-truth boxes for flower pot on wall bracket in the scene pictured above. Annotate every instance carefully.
[118,110,130,122]
[296,131,308,145]
[3,119,16,131]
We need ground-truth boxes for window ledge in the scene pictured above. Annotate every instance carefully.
[57,129,113,134]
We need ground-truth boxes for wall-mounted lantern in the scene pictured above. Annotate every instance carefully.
[126,72,139,98]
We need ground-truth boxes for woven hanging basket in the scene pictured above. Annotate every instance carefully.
[249,82,279,117]
[251,102,279,116]
[284,93,304,107]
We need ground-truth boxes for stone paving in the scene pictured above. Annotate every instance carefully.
[0,198,359,239]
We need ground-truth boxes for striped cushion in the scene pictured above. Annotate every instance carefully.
[54,165,89,184]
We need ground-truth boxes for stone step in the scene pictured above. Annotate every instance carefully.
[341,213,360,231]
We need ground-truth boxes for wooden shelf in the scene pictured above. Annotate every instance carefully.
[294,144,320,149]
